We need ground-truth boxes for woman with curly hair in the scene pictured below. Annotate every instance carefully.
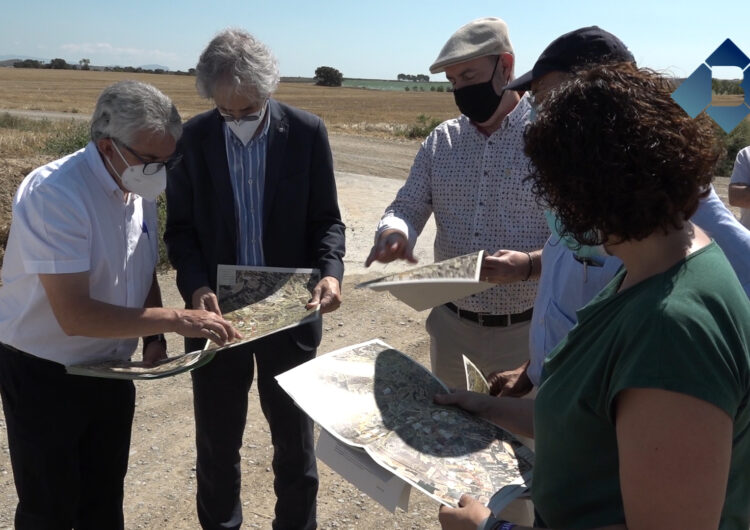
[437,63,750,529]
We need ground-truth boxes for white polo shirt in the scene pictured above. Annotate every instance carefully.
[0,142,158,365]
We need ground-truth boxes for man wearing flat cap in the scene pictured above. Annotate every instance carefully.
[366,17,548,392]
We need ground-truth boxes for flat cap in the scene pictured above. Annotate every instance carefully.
[429,17,513,74]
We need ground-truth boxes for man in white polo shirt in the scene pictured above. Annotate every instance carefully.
[0,80,238,529]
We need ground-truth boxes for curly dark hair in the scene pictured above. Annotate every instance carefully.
[524,62,722,245]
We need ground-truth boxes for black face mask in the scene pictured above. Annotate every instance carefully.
[452,57,503,123]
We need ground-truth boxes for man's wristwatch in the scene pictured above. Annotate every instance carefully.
[142,333,167,348]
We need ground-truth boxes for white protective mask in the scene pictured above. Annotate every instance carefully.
[107,142,167,201]
[224,103,267,145]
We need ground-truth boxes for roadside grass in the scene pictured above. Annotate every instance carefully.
[0,113,89,158]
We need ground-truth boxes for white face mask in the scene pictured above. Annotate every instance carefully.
[224,103,267,145]
[107,142,167,201]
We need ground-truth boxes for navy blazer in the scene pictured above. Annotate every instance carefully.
[165,99,346,350]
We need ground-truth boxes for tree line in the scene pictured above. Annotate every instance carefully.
[397,73,430,82]
[12,58,195,76]
[712,78,744,96]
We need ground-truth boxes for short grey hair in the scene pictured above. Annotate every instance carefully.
[90,80,182,144]
[195,28,280,103]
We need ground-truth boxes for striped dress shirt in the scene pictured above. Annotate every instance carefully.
[223,116,271,266]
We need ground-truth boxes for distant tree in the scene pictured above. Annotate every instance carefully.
[188,68,196,75]
[79,58,90,70]
[404,86,410,91]
[314,66,343,87]
[48,58,70,69]
[397,73,406,81]
[436,86,445,92]
[13,59,43,69]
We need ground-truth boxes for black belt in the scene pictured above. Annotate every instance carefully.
[444,303,533,327]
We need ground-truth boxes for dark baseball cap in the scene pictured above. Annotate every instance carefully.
[504,26,634,92]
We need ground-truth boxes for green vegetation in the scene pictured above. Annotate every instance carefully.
[398,114,442,139]
[712,78,743,95]
[342,78,452,91]
[715,119,750,176]
[315,66,343,87]
[43,121,89,156]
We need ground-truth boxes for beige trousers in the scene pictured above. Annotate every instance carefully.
[425,304,535,526]
[426,304,531,390]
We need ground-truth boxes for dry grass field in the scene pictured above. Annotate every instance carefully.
[711,94,745,106]
[0,68,458,134]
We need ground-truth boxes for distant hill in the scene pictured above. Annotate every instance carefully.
[0,54,46,62]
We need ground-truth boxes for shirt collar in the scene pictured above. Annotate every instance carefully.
[503,92,532,129]
[83,141,125,199]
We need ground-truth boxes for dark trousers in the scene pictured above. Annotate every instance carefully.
[0,344,135,530]
[189,331,318,530]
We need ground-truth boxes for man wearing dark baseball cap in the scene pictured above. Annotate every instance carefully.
[440,24,750,530]
[504,25,634,94]
[483,26,638,399]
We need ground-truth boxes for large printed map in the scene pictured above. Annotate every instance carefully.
[276,339,533,508]
[67,266,320,379]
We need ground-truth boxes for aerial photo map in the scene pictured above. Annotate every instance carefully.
[357,251,494,311]
[276,339,533,508]
[67,266,321,380]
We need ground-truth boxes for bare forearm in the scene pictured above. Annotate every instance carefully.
[485,396,535,438]
[525,249,543,281]
[56,297,181,339]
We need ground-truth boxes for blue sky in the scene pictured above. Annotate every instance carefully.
[1,1,749,81]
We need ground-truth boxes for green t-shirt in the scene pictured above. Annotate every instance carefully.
[533,242,750,529]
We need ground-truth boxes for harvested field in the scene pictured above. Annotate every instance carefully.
[0,68,457,134]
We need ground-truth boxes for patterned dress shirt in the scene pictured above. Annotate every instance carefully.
[377,95,549,314]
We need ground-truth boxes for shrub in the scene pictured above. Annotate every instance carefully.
[715,119,750,176]
[43,121,90,156]
[399,114,442,139]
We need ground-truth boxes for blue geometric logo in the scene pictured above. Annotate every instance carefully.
[672,38,750,133]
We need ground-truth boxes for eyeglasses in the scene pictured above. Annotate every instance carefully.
[219,111,263,123]
[114,139,183,175]
[217,101,266,123]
